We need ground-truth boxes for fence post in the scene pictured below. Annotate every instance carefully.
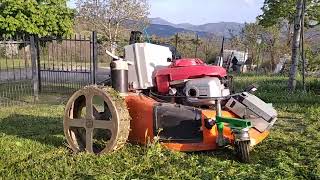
[92,31,98,84]
[30,36,39,101]
[36,37,42,93]
[175,33,179,50]
[195,34,199,58]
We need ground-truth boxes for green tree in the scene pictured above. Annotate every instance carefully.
[0,0,74,37]
[258,0,320,47]
[258,0,320,27]
[168,32,198,58]
[258,0,296,27]
[306,47,320,72]
[261,25,282,71]
[228,28,244,50]
[258,0,320,91]
[76,0,150,54]
[242,23,262,66]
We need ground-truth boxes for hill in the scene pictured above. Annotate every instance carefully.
[145,24,207,37]
[147,18,244,37]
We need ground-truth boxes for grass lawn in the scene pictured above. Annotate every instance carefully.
[0,75,319,179]
[0,58,31,70]
[0,58,108,71]
[0,81,34,106]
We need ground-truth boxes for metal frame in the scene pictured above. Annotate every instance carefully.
[0,32,99,106]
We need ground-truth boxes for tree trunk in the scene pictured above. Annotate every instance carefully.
[288,0,303,92]
[110,41,117,55]
[270,39,277,72]
[301,0,306,92]
[287,22,293,47]
[270,50,275,72]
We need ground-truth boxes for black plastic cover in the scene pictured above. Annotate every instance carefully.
[153,103,203,142]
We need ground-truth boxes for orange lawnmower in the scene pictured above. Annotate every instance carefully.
[63,33,277,162]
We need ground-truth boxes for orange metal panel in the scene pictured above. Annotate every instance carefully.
[202,110,270,147]
[163,110,236,151]
[162,110,270,151]
[125,93,156,145]
[125,94,270,152]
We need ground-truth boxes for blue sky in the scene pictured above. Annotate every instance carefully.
[68,0,264,25]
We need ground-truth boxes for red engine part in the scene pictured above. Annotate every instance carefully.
[154,58,227,94]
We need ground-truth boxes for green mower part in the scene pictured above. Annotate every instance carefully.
[216,116,252,131]
[215,116,252,147]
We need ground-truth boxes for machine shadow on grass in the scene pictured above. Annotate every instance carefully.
[187,140,281,164]
[188,147,238,162]
[0,114,64,148]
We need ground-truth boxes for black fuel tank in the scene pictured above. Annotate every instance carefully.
[110,60,128,93]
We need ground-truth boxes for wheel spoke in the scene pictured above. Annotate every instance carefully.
[69,103,75,119]
[85,93,94,120]
[63,86,130,154]
[65,118,86,128]
[69,129,80,150]
[86,128,94,153]
[93,120,115,130]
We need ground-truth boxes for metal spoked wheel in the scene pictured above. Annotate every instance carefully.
[235,140,251,163]
[63,86,131,154]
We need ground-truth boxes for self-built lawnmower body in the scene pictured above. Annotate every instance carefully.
[63,33,277,162]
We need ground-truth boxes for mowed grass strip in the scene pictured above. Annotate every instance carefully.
[0,75,319,179]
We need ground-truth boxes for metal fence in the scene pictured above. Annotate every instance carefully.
[0,32,98,106]
[37,32,98,94]
[0,36,34,106]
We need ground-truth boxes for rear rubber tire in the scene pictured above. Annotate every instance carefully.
[235,141,250,163]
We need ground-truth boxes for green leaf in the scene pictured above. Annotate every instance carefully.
[0,0,74,37]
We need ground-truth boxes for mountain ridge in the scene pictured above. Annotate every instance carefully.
[147,17,245,37]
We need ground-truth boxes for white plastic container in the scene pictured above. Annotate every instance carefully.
[124,43,172,89]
